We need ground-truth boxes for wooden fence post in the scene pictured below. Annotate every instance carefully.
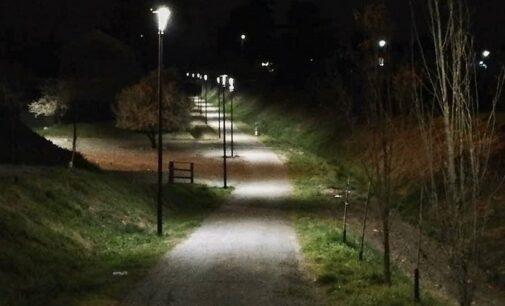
[190,163,194,184]
[168,161,174,183]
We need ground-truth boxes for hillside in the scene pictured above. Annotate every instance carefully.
[0,167,228,306]
[0,118,91,167]
[223,89,505,303]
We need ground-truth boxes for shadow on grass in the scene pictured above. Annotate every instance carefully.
[0,168,230,306]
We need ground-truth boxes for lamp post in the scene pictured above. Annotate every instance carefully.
[480,50,491,69]
[197,74,203,114]
[217,77,222,138]
[153,6,171,236]
[221,74,228,188]
[378,39,387,67]
[228,78,236,157]
[204,74,208,124]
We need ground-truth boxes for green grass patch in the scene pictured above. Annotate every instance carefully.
[0,168,230,306]
[294,216,445,306]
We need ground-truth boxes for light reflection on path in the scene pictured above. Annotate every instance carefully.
[122,101,319,306]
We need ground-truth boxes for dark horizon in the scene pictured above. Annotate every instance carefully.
[1,0,504,77]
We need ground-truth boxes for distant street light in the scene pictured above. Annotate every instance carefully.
[240,33,247,57]
[153,5,171,236]
[221,74,229,188]
[229,78,236,157]
[378,39,387,67]
[480,50,491,69]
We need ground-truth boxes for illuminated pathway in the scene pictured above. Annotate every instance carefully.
[122,103,319,306]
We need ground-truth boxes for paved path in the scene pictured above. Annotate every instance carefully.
[121,103,319,306]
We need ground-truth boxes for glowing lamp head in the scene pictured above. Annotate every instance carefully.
[482,50,491,58]
[204,74,208,81]
[192,73,195,78]
[378,40,387,48]
[229,78,235,87]
[186,72,189,77]
[220,75,228,87]
[153,6,171,33]
[217,77,221,85]
[241,34,246,40]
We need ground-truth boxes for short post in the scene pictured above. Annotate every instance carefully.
[414,268,420,302]
[359,182,372,261]
[342,177,350,243]
[168,161,174,183]
[190,162,194,184]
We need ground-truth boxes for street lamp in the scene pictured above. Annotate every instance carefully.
[479,50,491,69]
[378,39,387,67]
[153,5,171,236]
[220,74,229,188]
[228,78,236,157]
[216,77,222,138]
[204,74,208,124]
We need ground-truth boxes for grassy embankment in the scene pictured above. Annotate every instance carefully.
[0,167,229,306]
[211,89,449,305]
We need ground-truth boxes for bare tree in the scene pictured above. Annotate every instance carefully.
[355,2,399,286]
[412,0,505,304]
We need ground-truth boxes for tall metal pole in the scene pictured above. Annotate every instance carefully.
[200,79,203,114]
[222,86,228,188]
[218,85,222,138]
[157,31,164,236]
[230,91,234,157]
[204,81,208,124]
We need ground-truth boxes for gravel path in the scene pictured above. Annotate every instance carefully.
[116,104,320,305]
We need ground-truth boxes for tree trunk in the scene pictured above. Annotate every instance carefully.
[146,131,157,149]
[70,106,77,168]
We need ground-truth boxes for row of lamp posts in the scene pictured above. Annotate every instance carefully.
[151,5,255,236]
[188,73,237,188]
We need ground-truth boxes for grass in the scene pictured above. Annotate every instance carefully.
[295,215,445,306]
[0,167,230,306]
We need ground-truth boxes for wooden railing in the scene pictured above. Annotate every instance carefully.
[168,161,194,184]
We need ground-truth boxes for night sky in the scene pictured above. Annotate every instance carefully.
[1,0,504,76]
